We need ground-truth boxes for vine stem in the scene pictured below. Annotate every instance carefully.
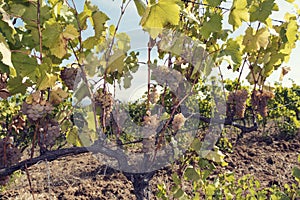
[25,163,36,200]
[37,0,42,62]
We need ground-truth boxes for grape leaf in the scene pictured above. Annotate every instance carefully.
[63,24,79,40]
[292,167,300,179]
[90,10,109,38]
[221,37,243,71]
[249,0,275,23]
[140,0,180,38]
[7,75,32,95]
[228,0,249,30]
[205,0,222,7]
[243,27,270,52]
[66,126,83,147]
[105,50,126,74]
[37,72,57,90]
[184,166,200,181]
[200,13,222,39]
[286,17,298,46]
[134,0,146,17]
[11,53,38,82]
[49,86,69,105]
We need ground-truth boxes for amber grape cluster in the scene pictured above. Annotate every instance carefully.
[0,137,21,185]
[149,86,160,104]
[39,120,61,148]
[151,66,183,91]
[227,89,248,118]
[251,90,274,117]
[60,67,78,90]
[94,88,114,122]
[22,91,54,122]
[172,113,186,131]
[142,110,160,153]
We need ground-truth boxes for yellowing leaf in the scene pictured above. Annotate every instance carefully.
[105,50,126,74]
[63,24,79,40]
[37,72,57,90]
[66,126,83,147]
[243,27,270,52]
[279,66,291,81]
[228,0,249,30]
[50,86,69,105]
[140,0,180,38]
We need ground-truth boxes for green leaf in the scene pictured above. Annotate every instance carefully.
[200,13,222,39]
[249,0,275,23]
[292,167,300,179]
[173,188,184,199]
[7,75,32,95]
[123,72,133,89]
[140,0,180,38]
[205,0,222,7]
[0,14,16,44]
[221,37,243,70]
[11,53,38,82]
[134,0,146,16]
[184,166,200,181]
[228,0,249,30]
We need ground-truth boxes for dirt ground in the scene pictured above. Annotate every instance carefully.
[1,128,300,199]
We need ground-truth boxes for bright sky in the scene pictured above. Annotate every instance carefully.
[75,0,300,100]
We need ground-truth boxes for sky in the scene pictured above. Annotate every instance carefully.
[77,0,300,100]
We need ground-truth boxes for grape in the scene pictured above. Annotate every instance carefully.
[0,137,21,168]
[94,88,114,124]
[142,111,159,152]
[149,86,160,104]
[22,91,54,122]
[60,67,78,90]
[40,120,61,148]
[0,137,21,186]
[22,101,54,122]
[227,89,248,118]
[151,66,183,91]
[251,90,274,117]
[172,113,186,131]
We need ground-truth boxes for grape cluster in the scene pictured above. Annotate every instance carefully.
[151,66,183,91]
[94,88,114,122]
[142,110,159,153]
[149,86,160,104]
[0,137,21,168]
[251,90,274,117]
[227,89,248,118]
[172,113,186,131]
[40,120,61,148]
[60,67,78,90]
[22,91,54,122]
[0,137,21,186]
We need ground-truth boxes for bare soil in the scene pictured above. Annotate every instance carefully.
[1,129,300,199]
